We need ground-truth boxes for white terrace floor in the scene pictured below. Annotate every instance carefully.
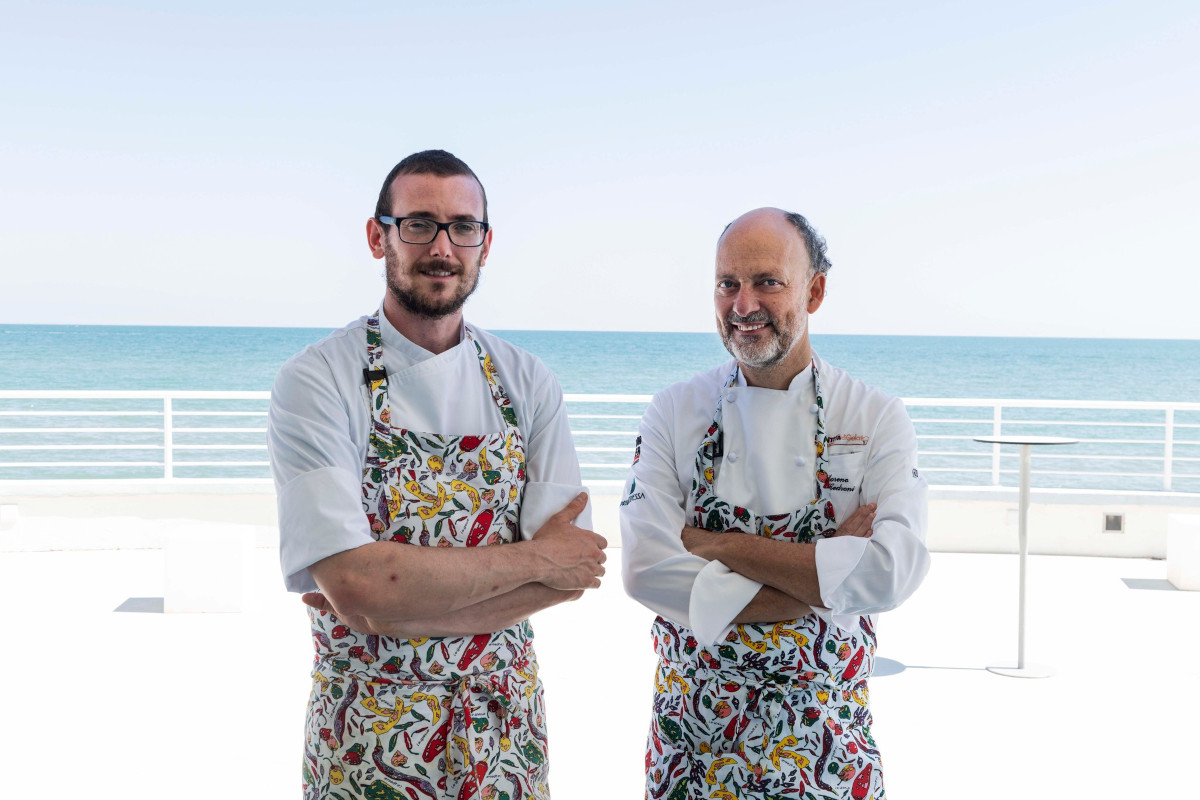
[1,530,1197,799]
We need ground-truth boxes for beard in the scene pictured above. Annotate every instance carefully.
[384,247,481,319]
[718,309,801,369]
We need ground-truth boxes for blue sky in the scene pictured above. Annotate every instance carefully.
[3,1,1197,337]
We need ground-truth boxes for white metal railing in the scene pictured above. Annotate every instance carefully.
[2,391,1199,492]
[0,390,271,480]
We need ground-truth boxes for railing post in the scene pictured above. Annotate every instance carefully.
[992,404,1003,485]
[163,396,174,480]
[1164,408,1174,491]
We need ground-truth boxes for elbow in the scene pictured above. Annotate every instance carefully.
[870,541,931,613]
[837,539,931,616]
[621,560,651,605]
[310,542,410,618]
[314,567,370,617]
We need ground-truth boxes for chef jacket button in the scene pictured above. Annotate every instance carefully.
[727,451,739,463]
[809,403,819,414]
[725,390,737,403]
[795,456,806,467]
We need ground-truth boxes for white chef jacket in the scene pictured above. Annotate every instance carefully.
[268,309,591,593]
[620,354,929,645]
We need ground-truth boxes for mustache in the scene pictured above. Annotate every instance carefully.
[725,311,773,325]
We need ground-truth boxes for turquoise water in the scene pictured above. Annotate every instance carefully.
[3,324,1199,399]
[2,324,1198,490]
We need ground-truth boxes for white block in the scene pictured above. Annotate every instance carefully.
[164,523,254,612]
[1167,514,1200,591]
[0,505,18,531]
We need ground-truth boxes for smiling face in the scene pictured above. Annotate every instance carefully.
[368,172,491,321]
[715,208,825,388]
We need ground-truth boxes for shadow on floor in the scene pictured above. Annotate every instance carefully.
[1121,578,1177,591]
[115,596,164,613]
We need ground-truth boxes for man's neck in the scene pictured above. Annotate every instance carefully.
[740,340,813,391]
[381,295,463,355]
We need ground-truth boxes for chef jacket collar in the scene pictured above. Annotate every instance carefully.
[731,356,816,393]
[377,305,468,363]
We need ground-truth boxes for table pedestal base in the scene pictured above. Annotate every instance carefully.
[987,663,1055,679]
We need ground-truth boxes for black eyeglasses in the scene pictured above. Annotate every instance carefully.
[377,216,490,247]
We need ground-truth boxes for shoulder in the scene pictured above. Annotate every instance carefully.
[815,355,912,439]
[658,360,733,404]
[273,316,368,396]
[645,360,733,424]
[466,325,559,396]
[815,355,899,412]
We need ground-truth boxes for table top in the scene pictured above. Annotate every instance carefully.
[973,435,1079,446]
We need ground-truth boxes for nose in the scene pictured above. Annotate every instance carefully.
[731,286,760,318]
[426,227,455,259]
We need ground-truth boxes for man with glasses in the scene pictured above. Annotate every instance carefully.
[268,150,606,799]
[621,208,930,799]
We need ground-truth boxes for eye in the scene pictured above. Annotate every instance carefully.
[716,279,735,290]
[403,219,433,232]
[450,221,481,236]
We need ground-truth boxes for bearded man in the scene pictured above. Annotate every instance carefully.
[620,207,930,799]
[268,150,607,799]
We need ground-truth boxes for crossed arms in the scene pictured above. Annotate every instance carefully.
[268,346,606,639]
[305,492,608,638]
[679,504,876,624]
[620,388,929,644]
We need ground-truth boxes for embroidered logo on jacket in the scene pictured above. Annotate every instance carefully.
[826,433,869,448]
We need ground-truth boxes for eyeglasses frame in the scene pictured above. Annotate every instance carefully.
[376,215,491,247]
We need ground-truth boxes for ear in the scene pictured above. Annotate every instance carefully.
[478,225,493,267]
[806,272,826,313]
[366,217,386,260]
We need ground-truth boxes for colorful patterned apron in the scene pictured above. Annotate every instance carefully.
[645,362,886,800]
[303,312,549,800]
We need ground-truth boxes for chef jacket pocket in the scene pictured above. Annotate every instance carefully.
[822,452,866,518]
[823,452,865,484]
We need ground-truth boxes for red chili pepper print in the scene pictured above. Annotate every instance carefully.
[843,646,866,681]
[640,359,886,800]
[457,633,491,670]
[465,509,495,547]
[303,319,549,798]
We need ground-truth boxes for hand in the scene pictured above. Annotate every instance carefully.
[681,526,724,560]
[530,492,608,590]
[830,502,876,538]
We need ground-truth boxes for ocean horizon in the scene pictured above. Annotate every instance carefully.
[3,323,1198,491]
[3,323,1200,402]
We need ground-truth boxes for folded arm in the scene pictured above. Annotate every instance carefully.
[306,492,606,627]
[812,399,931,616]
[730,586,813,624]
[303,582,584,637]
[681,502,876,609]
[268,353,605,637]
[621,392,815,642]
[683,401,929,618]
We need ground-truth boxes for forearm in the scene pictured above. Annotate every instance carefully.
[348,583,582,638]
[730,585,813,624]
[312,539,552,619]
[686,526,824,607]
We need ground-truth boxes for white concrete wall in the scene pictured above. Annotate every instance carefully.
[4,480,1199,558]
[927,486,1200,558]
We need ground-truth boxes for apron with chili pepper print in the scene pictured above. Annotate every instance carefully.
[303,311,549,800]
[645,362,886,800]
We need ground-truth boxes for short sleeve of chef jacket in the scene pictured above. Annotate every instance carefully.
[267,314,588,593]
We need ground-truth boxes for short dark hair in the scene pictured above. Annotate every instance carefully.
[781,211,832,275]
[374,150,488,222]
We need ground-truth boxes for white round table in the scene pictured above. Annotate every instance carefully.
[973,435,1078,678]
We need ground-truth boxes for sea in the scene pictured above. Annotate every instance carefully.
[2,324,1198,491]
